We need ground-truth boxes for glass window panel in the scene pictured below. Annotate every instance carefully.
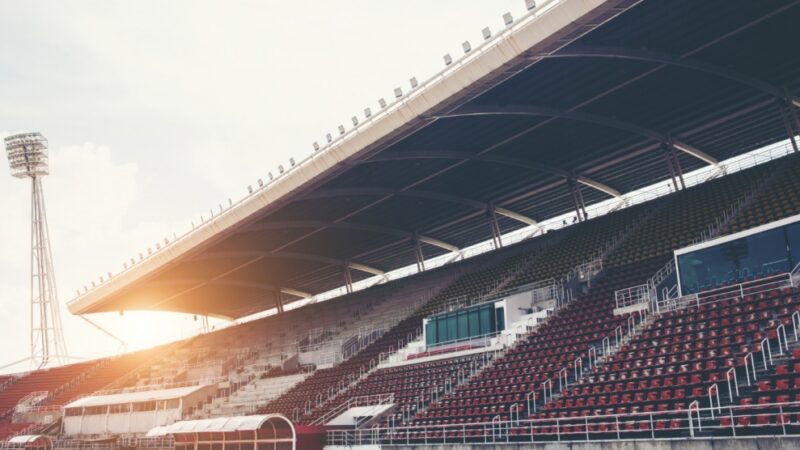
[786,222,800,268]
[457,313,469,340]
[495,307,505,332]
[479,306,492,335]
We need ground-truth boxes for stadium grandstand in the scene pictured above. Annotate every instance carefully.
[3,1,800,450]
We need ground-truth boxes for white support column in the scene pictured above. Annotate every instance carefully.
[667,140,687,190]
[778,100,799,153]
[343,265,354,294]
[413,234,426,272]
[488,204,503,248]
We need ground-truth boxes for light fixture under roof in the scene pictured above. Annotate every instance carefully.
[409,77,418,88]
[482,27,492,40]
[503,12,513,26]
[364,107,372,118]
[351,116,359,126]
[338,125,346,135]
[326,133,333,143]
[525,0,537,11]
[313,142,320,151]
[394,87,403,99]
[443,53,453,66]
[378,98,387,108]
[462,41,472,53]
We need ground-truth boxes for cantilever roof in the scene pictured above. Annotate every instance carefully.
[68,0,800,320]
[146,414,293,436]
[65,385,209,408]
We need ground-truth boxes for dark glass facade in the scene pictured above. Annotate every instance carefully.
[677,221,799,294]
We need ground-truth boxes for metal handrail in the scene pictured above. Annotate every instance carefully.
[759,337,773,370]
[658,270,793,313]
[328,400,800,446]
[687,400,701,437]
[707,383,721,419]
[744,352,757,386]
[725,367,739,401]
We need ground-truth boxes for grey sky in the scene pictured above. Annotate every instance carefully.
[0,1,526,369]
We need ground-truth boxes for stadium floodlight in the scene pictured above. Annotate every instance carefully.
[4,132,67,368]
[338,125,346,135]
[482,27,492,40]
[409,77,418,89]
[443,53,453,66]
[462,41,472,53]
[313,141,320,151]
[378,98,387,109]
[394,87,403,99]
[351,116,359,126]
[525,0,536,11]
[503,12,514,26]
[326,133,333,143]
[364,107,372,118]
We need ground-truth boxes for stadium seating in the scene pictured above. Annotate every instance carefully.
[2,145,800,445]
[41,348,162,407]
[413,257,666,426]
[401,159,784,428]
[308,353,491,425]
[527,284,799,426]
[0,361,98,418]
[725,152,800,234]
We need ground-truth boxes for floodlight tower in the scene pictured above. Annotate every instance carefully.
[5,132,68,368]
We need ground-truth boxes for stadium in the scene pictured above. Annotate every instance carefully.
[3,0,800,449]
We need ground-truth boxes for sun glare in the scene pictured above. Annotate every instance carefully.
[119,311,208,351]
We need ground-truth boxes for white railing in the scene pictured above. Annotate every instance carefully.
[657,270,795,313]
[614,283,652,310]
[326,401,800,446]
[311,393,395,426]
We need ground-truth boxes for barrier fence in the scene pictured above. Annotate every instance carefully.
[327,401,800,446]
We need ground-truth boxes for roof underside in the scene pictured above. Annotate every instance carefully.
[70,0,800,319]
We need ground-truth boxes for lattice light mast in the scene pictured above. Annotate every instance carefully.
[5,132,68,368]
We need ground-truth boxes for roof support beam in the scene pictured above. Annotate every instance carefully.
[280,288,312,299]
[357,151,621,199]
[417,236,459,253]
[532,45,800,106]
[193,250,385,277]
[575,177,621,198]
[670,140,718,166]
[304,188,537,227]
[144,278,313,300]
[436,104,717,166]
[494,207,537,226]
[242,220,459,253]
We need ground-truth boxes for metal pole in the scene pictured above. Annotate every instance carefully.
[778,101,799,153]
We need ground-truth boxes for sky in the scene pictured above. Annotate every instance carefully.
[0,0,528,370]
